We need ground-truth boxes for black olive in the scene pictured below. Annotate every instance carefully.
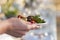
[27,16,34,22]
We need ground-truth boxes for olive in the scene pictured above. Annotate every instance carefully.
[18,15,23,18]
[27,16,34,22]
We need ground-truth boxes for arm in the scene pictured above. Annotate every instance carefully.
[0,20,11,34]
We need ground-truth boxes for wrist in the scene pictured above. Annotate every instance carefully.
[5,20,12,33]
[0,20,12,34]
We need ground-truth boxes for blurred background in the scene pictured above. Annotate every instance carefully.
[55,0,60,40]
[0,0,59,40]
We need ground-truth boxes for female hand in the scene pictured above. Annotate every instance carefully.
[6,18,39,37]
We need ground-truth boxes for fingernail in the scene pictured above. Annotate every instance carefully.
[37,26,40,28]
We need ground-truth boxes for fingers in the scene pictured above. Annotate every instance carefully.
[15,30,27,35]
[6,30,23,37]
[11,30,27,37]
[6,30,27,37]
[14,24,40,31]
[27,24,40,30]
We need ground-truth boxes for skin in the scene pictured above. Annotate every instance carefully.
[0,18,39,37]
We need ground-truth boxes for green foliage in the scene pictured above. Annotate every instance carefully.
[2,0,18,18]
[32,15,45,23]
[5,9,18,18]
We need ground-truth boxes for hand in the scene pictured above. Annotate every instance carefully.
[6,18,39,37]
